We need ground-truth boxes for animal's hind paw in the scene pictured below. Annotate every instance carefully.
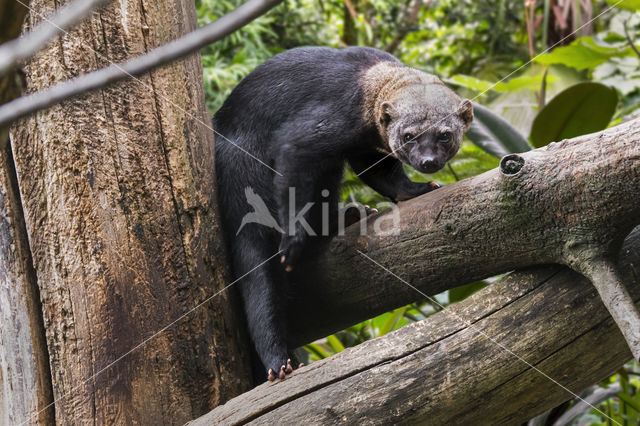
[268,359,300,381]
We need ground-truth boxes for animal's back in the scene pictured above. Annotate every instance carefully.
[213,46,397,140]
[213,46,398,234]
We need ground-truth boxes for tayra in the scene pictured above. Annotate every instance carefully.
[213,46,473,382]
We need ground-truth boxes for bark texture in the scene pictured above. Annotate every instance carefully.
[9,0,251,423]
[0,1,55,424]
[288,117,640,346]
[192,228,640,425]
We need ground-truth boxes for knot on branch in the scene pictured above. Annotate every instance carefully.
[500,154,525,176]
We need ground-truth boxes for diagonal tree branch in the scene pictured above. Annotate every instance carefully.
[0,0,283,127]
[0,0,113,77]
[385,0,425,53]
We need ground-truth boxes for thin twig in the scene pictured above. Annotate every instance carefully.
[0,0,114,77]
[446,162,459,182]
[385,0,424,53]
[624,18,640,59]
[0,0,283,127]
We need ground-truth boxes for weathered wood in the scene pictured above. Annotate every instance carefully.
[9,0,251,423]
[191,227,640,425]
[0,1,55,424]
[0,143,54,426]
[288,118,640,346]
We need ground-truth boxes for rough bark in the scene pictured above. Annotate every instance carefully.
[191,228,640,425]
[0,1,55,424]
[9,0,251,424]
[288,117,640,346]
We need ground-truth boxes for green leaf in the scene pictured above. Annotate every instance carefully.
[617,393,640,413]
[466,103,532,157]
[497,75,551,92]
[449,75,549,94]
[326,335,345,353]
[535,36,628,70]
[450,75,494,92]
[530,82,618,148]
[449,281,488,303]
[607,0,640,11]
[378,307,407,336]
[303,343,331,359]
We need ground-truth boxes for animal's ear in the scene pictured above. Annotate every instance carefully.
[458,99,474,131]
[380,101,397,127]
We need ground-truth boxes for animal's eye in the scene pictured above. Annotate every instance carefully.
[403,133,415,143]
[438,132,451,143]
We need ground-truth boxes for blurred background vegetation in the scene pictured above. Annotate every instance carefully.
[197,0,640,424]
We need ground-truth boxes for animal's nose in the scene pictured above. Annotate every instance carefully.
[420,157,438,171]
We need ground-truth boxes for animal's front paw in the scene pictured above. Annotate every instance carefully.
[267,359,304,381]
[395,181,441,201]
[279,234,305,272]
[343,204,378,227]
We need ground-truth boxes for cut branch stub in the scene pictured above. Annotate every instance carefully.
[499,153,525,175]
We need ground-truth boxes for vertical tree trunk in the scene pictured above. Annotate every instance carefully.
[0,1,55,424]
[9,0,251,423]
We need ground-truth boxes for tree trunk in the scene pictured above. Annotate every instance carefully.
[9,0,251,423]
[0,1,55,424]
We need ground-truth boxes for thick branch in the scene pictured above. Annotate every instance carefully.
[0,0,113,76]
[0,0,283,127]
[191,227,640,425]
[574,258,640,361]
[287,117,640,347]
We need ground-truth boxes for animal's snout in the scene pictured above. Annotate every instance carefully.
[419,157,439,173]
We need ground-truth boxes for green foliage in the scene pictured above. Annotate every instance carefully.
[534,36,630,70]
[466,102,533,156]
[608,0,640,12]
[450,74,551,93]
[449,281,488,304]
[197,0,279,112]
[596,11,640,107]
[530,82,618,148]
[578,363,640,425]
